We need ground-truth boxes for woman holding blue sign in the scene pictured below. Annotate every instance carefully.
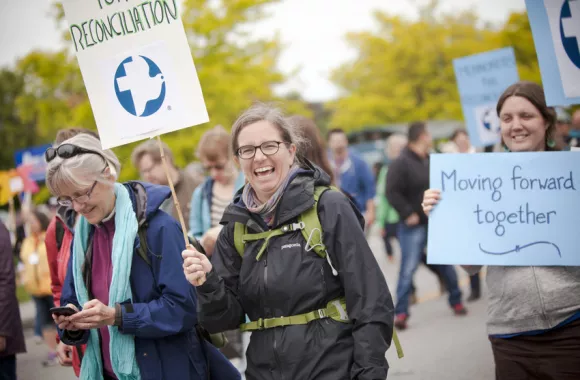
[45,134,238,380]
[423,81,580,379]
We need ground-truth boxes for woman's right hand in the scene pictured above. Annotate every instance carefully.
[422,189,441,216]
[182,245,213,286]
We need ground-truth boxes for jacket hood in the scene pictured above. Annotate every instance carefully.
[124,181,172,225]
[224,160,332,229]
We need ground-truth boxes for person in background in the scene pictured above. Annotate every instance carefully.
[0,219,26,380]
[132,139,201,224]
[47,133,237,379]
[46,127,99,376]
[386,121,467,330]
[189,125,245,256]
[423,81,580,379]
[373,162,383,181]
[188,125,246,373]
[184,162,206,187]
[327,128,376,230]
[287,115,335,184]
[183,103,394,379]
[20,209,58,366]
[450,129,476,154]
[375,134,407,263]
[553,107,571,151]
[570,109,580,149]
[449,129,481,302]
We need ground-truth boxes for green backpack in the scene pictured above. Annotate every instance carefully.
[232,185,404,359]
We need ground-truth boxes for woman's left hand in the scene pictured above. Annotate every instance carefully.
[67,299,116,329]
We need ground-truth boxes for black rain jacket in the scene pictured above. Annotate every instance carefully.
[197,164,394,380]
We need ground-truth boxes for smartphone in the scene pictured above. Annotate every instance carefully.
[50,306,77,317]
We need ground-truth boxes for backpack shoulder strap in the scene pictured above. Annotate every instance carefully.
[299,185,335,259]
[55,219,65,251]
[233,222,246,258]
[136,224,152,267]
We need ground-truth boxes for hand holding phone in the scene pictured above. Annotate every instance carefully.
[51,304,79,330]
[50,306,78,317]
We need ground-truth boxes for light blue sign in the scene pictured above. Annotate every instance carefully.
[525,0,580,106]
[14,144,52,182]
[427,152,580,266]
[453,47,520,148]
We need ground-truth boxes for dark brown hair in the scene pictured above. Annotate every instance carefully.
[408,121,427,143]
[326,128,346,141]
[450,128,468,142]
[230,103,307,166]
[31,210,50,232]
[55,128,100,144]
[288,115,335,185]
[496,81,557,151]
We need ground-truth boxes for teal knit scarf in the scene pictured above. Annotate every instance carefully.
[72,183,141,380]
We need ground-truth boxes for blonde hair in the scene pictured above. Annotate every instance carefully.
[196,125,232,162]
[46,134,121,197]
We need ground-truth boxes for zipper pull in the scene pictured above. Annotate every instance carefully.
[326,252,338,276]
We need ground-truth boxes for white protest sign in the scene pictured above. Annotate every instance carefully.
[61,0,209,149]
[9,177,24,193]
[544,0,580,99]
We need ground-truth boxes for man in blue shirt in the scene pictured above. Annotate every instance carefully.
[327,128,376,230]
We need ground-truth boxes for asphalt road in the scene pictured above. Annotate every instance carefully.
[16,229,495,380]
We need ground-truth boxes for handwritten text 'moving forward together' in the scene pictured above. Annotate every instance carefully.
[441,165,576,236]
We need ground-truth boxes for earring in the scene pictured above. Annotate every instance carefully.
[547,139,556,148]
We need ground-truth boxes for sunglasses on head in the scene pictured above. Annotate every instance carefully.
[45,144,102,163]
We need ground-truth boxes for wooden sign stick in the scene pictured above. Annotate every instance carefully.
[155,135,190,246]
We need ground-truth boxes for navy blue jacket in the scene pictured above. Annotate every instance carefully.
[59,182,239,380]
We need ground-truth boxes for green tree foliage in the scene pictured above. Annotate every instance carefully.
[0,0,312,194]
[0,69,31,171]
[328,4,542,131]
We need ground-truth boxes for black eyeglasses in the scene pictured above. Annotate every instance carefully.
[236,141,289,160]
[56,180,99,207]
[45,144,103,163]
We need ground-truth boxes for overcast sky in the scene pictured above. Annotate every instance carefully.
[0,0,526,101]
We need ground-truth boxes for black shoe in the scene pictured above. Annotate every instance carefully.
[467,292,481,302]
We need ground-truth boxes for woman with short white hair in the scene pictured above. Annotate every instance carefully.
[47,134,237,380]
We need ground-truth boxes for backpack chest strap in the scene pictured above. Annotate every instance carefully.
[242,222,305,261]
[239,297,348,332]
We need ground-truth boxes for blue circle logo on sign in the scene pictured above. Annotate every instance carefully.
[559,0,580,70]
[481,107,499,132]
[114,55,166,117]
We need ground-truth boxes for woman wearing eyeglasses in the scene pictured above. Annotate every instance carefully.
[182,104,394,380]
[45,134,238,380]
[189,125,245,257]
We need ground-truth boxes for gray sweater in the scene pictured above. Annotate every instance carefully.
[466,265,580,335]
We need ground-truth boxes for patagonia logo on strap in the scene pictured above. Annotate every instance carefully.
[281,243,301,250]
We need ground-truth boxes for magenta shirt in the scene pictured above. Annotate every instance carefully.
[91,217,117,379]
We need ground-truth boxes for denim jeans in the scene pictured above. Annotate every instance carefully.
[395,224,462,315]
